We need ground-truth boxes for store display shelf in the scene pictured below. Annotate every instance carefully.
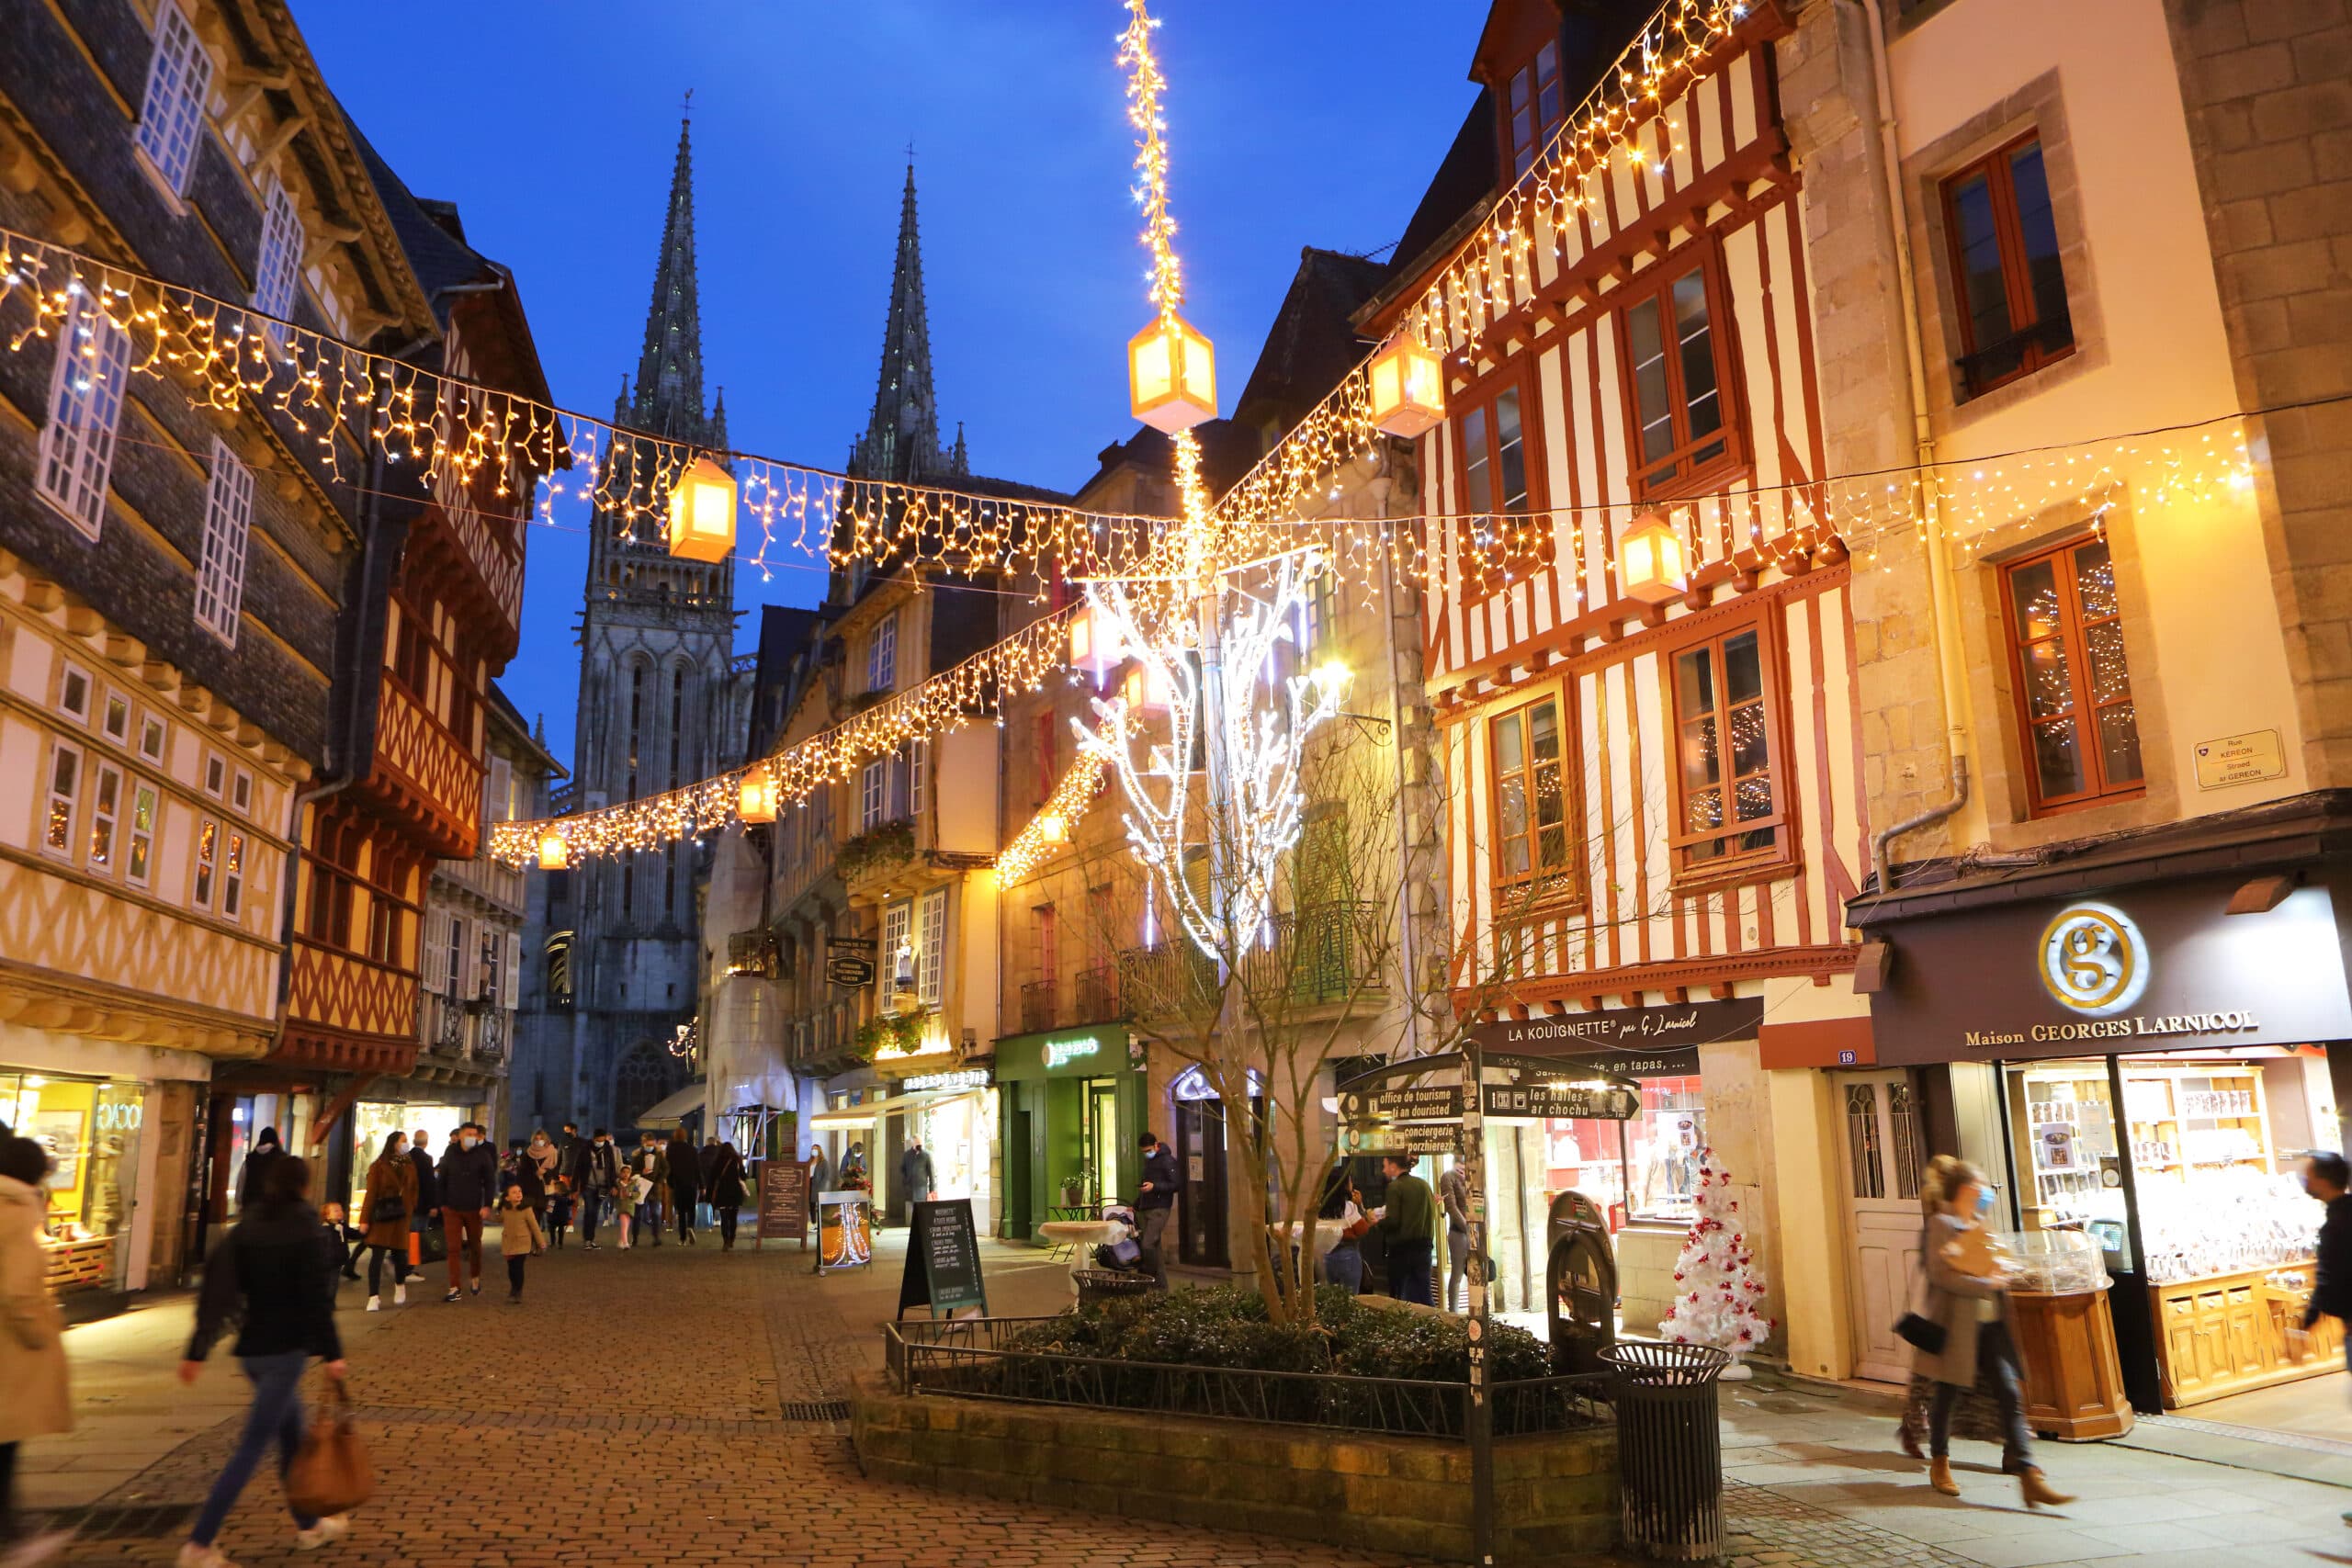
[2150,1258,2343,1408]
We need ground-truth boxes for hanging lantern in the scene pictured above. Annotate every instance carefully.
[1618,512,1689,605]
[1127,310,1217,433]
[537,829,569,871]
[1364,333,1445,438]
[664,453,738,563]
[739,770,780,825]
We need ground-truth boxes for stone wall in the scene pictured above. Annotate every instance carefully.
[852,1375,1618,1565]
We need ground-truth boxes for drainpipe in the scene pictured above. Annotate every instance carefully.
[1857,0,1969,897]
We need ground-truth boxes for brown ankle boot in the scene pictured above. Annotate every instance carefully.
[1928,1457,1959,1496]
[2018,1467,2074,1508]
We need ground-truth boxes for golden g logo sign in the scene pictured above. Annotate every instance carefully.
[2039,902,2149,1016]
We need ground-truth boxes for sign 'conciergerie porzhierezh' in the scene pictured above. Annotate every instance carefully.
[1866,878,2352,1066]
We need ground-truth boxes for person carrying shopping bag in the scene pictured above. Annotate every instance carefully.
[176,1154,352,1567]
[356,1133,416,1312]
[1902,1156,2072,1509]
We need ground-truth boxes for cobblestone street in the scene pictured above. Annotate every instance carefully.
[22,1233,2352,1567]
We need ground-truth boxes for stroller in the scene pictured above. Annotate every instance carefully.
[1091,1204,1145,1273]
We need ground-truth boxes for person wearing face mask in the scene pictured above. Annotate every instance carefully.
[632,1134,669,1246]
[405,1125,440,1283]
[581,1129,618,1250]
[357,1131,417,1311]
[435,1122,499,1303]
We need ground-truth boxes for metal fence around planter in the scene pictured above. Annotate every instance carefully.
[885,1317,1611,1440]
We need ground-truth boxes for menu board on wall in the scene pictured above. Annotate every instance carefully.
[756,1160,809,1248]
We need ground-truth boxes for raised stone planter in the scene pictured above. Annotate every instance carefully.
[851,1373,1618,1564]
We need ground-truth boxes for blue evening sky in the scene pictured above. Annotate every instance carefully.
[292,0,1487,771]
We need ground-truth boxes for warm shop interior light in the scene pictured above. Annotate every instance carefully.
[665,453,738,563]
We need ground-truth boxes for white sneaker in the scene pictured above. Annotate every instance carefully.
[394,1284,407,1305]
[176,1544,236,1568]
[293,1515,350,1551]
[365,1295,380,1312]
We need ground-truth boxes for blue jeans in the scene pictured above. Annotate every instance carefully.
[1321,1243,1363,1294]
[1387,1237,1434,1306]
[190,1351,318,1546]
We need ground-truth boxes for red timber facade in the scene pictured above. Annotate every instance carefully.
[274,148,548,1089]
[1369,0,1869,1341]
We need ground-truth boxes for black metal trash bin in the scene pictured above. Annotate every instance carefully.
[1073,1269,1154,1309]
[1600,1341,1732,1561]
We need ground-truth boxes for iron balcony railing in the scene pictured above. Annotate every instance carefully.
[1019,978,1057,1033]
[1072,964,1119,1023]
[883,1317,1611,1439]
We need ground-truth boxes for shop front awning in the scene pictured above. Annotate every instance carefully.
[807,1086,991,1134]
[632,1085,707,1130]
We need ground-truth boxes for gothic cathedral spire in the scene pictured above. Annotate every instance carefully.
[632,110,714,445]
[851,161,965,484]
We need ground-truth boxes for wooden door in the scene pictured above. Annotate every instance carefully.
[1838,1070,1928,1384]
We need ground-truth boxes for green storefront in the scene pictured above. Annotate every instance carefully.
[993,1025,1145,1241]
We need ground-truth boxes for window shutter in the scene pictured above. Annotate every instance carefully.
[422,912,446,995]
[456,915,475,998]
[503,931,522,1009]
[486,757,513,824]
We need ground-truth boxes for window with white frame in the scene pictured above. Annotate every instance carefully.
[203,751,226,798]
[232,768,253,815]
[87,761,123,874]
[445,913,466,1000]
[220,829,245,919]
[133,0,212,197]
[861,757,888,830]
[252,175,303,322]
[883,900,913,1007]
[867,610,898,694]
[192,817,219,908]
[918,887,946,1008]
[126,782,157,887]
[102,691,130,745]
[57,663,92,723]
[194,436,254,645]
[42,742,83,858]
[36,283,134,538]
[909,739,927,819]
[138,711,166,762]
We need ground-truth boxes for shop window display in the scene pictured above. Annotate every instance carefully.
[3,1071,142,1293]
[1541,1075,1704,1224]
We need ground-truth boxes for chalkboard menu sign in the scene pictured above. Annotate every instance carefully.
[756,1160,809,1248]
[896,1198,988,1320]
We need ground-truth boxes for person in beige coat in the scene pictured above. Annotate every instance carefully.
[0,1133,74,1564]
[1910,1156,2071,1508]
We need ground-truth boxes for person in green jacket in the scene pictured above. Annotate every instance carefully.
[1375,1155,1438,1306]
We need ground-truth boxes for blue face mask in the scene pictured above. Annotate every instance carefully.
[1976,1186,1997,1217]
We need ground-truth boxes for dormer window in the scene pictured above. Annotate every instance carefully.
[1503,39,1563,181]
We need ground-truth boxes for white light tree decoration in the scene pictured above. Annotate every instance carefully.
[1073,550,1349,964]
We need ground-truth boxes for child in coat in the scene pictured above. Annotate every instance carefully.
[498,1183,548,1303]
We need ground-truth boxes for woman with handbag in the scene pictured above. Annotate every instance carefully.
[177,1154,351,1567]
[1906,1156,2072,1508]
[1317,1172,1368,1296]
[706,1142,748,1252]
[358,1133,417,1312]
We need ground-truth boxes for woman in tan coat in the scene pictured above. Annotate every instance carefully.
[1911,1156,2071,1507]
[358,1130,419,1312]
[1,1132,72,1563]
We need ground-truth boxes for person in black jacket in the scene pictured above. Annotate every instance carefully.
[176,1155,347,1564]
[234,1126,282,1214]
[405,1123,441,1283]
[435,1122,500,1302]
[1136,1131,1181,1290]
[581,1129,620,1251]
[706,1142,749,1252]
[666,1132,702,1246]
[2303,1152,2352,1342]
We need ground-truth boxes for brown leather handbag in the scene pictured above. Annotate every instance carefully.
[285,1380,374,1518]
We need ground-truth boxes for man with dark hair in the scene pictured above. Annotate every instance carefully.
[1375,1154,1437,1307]
[436,1122,499,1302]
[1135,1132,1179,1290]
[581,1128,618,1250]
[404,1125,440,1284]
[2302,1150,2352,1341]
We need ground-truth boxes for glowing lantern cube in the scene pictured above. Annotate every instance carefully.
[1365,334,1445,438]
[739,770,781,825]
[1618,512,1689,605]
[1127,311,1217,433]
[537,829,569,871]
[664,454,738,563]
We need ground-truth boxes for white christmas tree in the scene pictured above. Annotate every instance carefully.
[1657,1148,1773,1374]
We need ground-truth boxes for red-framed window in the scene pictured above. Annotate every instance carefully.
[1617,243,1743,501]
[1453,366,1551,602]
[1941,131,2072,400]
[1488,693,1578,905]
[1665,615,1791,874]
[1503,39,1565,182]
[2001,535,2142,814]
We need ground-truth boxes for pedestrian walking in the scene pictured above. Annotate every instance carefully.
[2298,1148,2352,1529]
[357,1132,417,1311]
[497,1184,547,1304]
[618,1168,650,1250]
[436,1122,499,1303]
[1374,1154,1437,1307]
[545,1175,574,1249]
[630,1134,668,1246]
[235,1126,283,1213]
[499,1144,547,1225]
[841,1141,867,1189]
[1134,1132,1178,1289]
[706,1142,748,1252]
[700,1137,723,1232]
[404,1126,439,1283]
[581,1130,618,1250]
[1317,1170,1367,1296]
[807,1145,830,1224]
[0,1134,74,1568]
[175,1154,350,1567]
[526,1130,560,1192]
[1438,1161,1473,1312]
[667,1132,701,1246]
[557,1122,588,1197]
[320,1203,362,1283]
[899,1136,936,1227]
[1910,1156,2071,1508]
